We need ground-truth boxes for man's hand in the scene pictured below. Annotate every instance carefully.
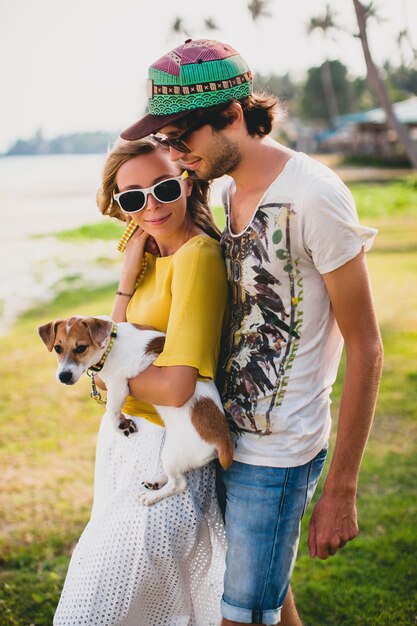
[308,491,359,559]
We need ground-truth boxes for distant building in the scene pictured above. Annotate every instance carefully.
[316,96,417,163]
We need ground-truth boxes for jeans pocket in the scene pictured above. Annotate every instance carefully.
[301,445,328,516]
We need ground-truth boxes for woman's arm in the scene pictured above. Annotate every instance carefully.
[112,224,149,322]
[129,364,198,407]
[94,225,149,388]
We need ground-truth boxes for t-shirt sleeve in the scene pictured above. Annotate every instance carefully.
[302,174,377,274]
[153,239,229,379]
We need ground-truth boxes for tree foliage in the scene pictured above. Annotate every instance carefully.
[300,60,377,122]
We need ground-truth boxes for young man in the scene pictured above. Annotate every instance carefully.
[121,40,383,626]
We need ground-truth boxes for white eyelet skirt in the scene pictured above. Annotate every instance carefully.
[54,414,226,626]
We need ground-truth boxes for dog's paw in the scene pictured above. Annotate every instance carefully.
[142,481,161,490]
[139,491,163,506]
[118,415,137,437]
[141,473,168,491]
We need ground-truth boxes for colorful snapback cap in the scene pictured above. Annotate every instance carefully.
[121,39,253,141]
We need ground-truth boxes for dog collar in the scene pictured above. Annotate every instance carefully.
[87,323,118,375]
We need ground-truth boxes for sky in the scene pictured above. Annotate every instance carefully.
[1,0,416,152]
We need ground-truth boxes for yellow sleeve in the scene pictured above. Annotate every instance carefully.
[153,238,229,379]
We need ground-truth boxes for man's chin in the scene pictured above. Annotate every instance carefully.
[188,168,210,181]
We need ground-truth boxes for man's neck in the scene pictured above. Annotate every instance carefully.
[230,136,296,194]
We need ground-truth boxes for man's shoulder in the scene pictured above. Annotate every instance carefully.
[280,152,341,186]
[267,151,348,209]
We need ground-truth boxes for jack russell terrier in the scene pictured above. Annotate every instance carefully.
[38,315,234,505]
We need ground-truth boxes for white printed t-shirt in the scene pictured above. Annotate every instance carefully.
[219,152,377,468]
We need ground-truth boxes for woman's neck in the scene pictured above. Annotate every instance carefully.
[156,220,205,257]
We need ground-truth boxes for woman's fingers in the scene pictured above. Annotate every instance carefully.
[145,236,159,255]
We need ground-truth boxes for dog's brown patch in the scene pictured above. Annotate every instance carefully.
[191,398,234,469]
[82,317,113,348]
[38,319,64,351]
[145,336,166,356]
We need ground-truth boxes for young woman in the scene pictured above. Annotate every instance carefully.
[54,138,229,626]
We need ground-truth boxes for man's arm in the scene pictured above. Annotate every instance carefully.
[308,249,383,560]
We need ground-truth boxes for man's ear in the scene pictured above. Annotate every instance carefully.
[82,317,113,348]
[223,101,244,128]
[38,320,63,351]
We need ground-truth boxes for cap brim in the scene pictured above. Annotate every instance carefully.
[120,110,191,141]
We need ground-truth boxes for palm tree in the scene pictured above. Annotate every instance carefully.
[171,17,188,38]
[396,29,417,67]
[307,5,340,128]
[203,18,218,31]
[171,16,217,39]
[247,0,271,22]
[352,0,417,168]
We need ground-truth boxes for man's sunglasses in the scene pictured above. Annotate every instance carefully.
[152,116,208,153]
[113,171,188,214]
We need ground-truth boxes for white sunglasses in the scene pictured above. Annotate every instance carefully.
[113,171,189,214]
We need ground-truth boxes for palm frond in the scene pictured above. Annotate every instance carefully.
[204,18,218,30]
[248,0,271,22]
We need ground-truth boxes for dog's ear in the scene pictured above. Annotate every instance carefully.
[38,320,63,352]
[82,317,113,348]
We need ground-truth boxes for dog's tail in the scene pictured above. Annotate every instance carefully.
[217,436,234,470]
[191,398,234,469]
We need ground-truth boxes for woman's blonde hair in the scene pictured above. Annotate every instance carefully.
[96,137,221,241]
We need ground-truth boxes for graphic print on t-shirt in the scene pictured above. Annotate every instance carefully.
[220,203,303,435]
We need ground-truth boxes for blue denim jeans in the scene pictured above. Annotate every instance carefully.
[218,445,328,625]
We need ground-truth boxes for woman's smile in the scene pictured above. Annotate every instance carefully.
[144,213,172,226]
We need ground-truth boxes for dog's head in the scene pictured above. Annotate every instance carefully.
[38,316,113,385]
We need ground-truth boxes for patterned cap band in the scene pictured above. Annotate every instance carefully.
[147,71,253,115]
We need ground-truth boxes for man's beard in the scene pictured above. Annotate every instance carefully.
[197,134,242,181]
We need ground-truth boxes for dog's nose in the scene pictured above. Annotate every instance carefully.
[59,370,73,384]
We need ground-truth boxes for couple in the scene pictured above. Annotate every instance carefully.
[54,40,383,626]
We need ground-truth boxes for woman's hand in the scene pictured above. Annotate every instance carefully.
[119,219,150,290]
[93,374,107,390]
[113,219,160,323]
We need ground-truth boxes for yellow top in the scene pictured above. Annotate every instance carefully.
[122,235,229,426]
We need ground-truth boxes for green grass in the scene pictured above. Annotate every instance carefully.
[292,185,417,623]
[1,179,416,624]
[350,176,417,219]
[36,220,125,241]
[293,322,417,625]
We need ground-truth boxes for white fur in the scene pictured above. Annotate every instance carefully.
[54,317,230,506]
[146,381,225,505]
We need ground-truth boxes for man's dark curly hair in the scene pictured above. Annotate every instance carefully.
[173,93,283,138]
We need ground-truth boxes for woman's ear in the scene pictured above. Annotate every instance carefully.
[185,179,193,198]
